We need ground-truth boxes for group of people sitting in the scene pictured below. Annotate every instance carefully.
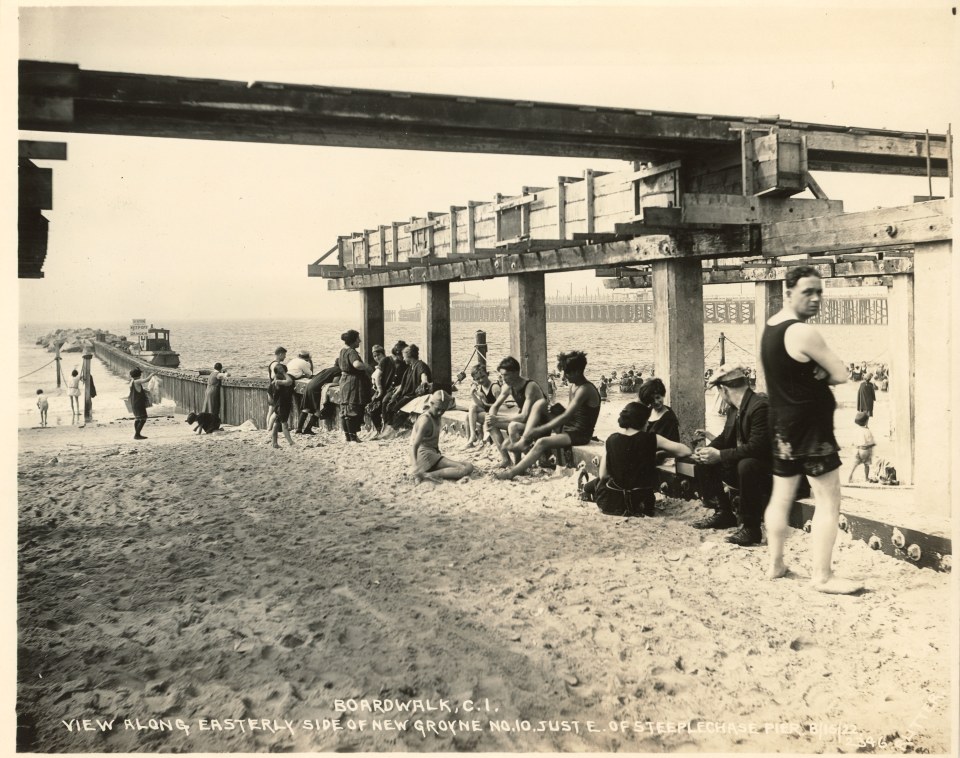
[583,364,775,547]
[257,334,774,547]
[261,335,441,447]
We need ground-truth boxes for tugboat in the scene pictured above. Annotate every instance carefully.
[130,324,181,368]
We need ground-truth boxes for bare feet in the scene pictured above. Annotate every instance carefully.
[493,469,515,481]
[811,575,863,595]
[272,443,280,449]
[496,457,512,468]
[767,561,789,580]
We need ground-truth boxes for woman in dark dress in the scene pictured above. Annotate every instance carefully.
[128,367,154,440]
[583,402,691,517]
[201,362,229,416]
[638,377,681,440]
[337,330,373,443]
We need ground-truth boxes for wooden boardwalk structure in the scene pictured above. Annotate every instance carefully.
[18,60,953,520]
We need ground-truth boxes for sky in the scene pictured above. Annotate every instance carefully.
[8,1,957,327]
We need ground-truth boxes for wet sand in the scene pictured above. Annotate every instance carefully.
[16,418,953,753]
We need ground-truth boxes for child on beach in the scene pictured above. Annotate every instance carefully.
[848,411,876,483]
[67,369,81,415]
[409,390,474,482]
[36,389,48,427]
[269,364,296,448]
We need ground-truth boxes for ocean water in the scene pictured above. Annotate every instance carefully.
[19,318,889,430]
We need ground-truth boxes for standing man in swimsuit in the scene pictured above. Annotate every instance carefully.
[495,351,601,480]
[761,266,862,594]
[484,356,549,467]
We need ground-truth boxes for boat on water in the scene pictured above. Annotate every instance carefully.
[129,325,181,368]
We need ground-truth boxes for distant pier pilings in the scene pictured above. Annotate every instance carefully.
[390,296,887,325]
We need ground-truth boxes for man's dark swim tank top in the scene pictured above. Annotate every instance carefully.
[563,381,602,438]
[511,379,534,409]
[760,319,836,412]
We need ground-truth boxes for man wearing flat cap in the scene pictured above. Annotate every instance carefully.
[690,363,772,546]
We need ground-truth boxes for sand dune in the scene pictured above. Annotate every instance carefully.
[17,418,952,753]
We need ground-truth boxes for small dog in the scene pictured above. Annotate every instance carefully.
[186,411,222,434]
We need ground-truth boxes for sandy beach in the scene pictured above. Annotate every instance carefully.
[16,415,953,754]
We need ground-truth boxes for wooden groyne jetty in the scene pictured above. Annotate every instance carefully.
[93,338,314,429]
[390,295,888,325]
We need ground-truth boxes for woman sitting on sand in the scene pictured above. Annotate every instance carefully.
[409,390,474,482]
[582,401,691,517]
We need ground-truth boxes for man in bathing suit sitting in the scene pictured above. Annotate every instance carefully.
[484,356,549,467]
[494,350,601,481]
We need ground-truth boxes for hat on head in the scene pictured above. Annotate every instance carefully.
[429,389,456,413]
[707,363,750,387]
[275,346,287,355]
[297,349,311,358]
[855,411,869,425]
[372,344,385,354]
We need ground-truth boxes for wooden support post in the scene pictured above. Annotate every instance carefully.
[391,222,401,263]
[912,240,951,506]
[449,206,458,256]
[652,258,705,444]
[584,169,595,234]
[466,201,482,254]
[557,177,568,239]
[378,225,387,266]
[508,273,548,391]
[886,272,914,487]
[422,281,451,385]
[362,288,385,364]
[55,342,62,388]
[753,280,783,394]
[81,348,94,424]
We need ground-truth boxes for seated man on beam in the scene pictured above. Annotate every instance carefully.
[690,363,773,546]
[484,355,549,468]
[494,350,601,480]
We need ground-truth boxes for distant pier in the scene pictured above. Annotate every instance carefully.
[387,295,888,325]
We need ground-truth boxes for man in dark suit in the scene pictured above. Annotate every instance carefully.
[690,364,773,546]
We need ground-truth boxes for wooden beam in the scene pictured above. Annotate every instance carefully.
[326,228,761,290]
[804,171,828,200]
[762,199,950,256]
[677,194,844,224]
[19,140,67,160]
[307,264,351,277]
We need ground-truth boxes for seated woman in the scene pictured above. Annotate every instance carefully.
[637,377,680,441]
[583,402,692,517]
[409,390,474,482]
[466,364,501,446]
[638,377,681,464]
[380,344,432,439]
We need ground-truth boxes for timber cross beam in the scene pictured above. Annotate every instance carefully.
[20,60,950,170]
[320,200,948,291]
